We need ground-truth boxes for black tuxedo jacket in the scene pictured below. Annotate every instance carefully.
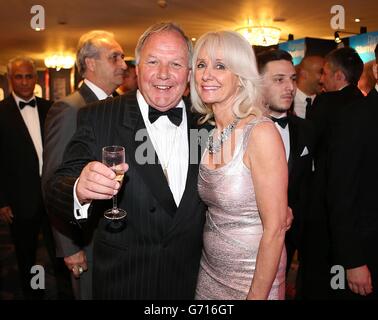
[286,115,314,250]
[0,95,51,220]
[328,88,378,274]
[42,83,99,257]
[309,85,363,161]
[45,92,207,299]
[300,85,364,298]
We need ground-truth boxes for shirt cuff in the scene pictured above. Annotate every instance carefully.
[73,178,90,220]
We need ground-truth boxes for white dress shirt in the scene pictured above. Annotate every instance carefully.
[12,92,43,176]
[74,89,189,219]
[375,84,378,93]
[137,90,188,206]
[293,88,315,119]
[273,113,290,162]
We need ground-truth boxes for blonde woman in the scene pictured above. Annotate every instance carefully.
[191,31,288,300]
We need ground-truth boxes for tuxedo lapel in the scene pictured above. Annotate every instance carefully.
[36,97,48,141]
[5,96,40,162]
[8,96,36,147]
[177,105,201,210]
[117,94,177,217]
[79,82,100,104]
[288,116,299,175]
[166,106,208,237]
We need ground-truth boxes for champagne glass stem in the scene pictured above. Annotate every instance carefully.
[113,194,118,212]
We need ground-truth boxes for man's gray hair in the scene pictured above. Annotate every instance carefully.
[135,22,193,67]
[7,56,36,76]
[76,30,115,76]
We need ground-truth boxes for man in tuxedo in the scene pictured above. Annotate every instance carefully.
[45,23,207,299]
[293,55,324,119]
[326,44,378,299]
[301,47,364,299]
[0,57,53,299]
[257,50,314,293]
[42,30,126,299]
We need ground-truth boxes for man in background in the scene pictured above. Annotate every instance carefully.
[42,30,126,299]
[326,43,378,299]
[0,57,54,299]
[116,60,138,95]
[258,50,314,297]
[301,47,364,299]
[293,55,324,119]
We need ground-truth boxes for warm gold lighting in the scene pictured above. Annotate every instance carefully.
[44,54,75,71]
[236,26,281,46]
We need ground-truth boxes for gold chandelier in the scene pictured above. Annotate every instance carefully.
[44,54,75,71]
[236,26,281,46]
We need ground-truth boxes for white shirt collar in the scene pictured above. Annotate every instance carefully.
[84,79,109,100]
[270,111,288,119]
[12,92,36,109]
[296,88,315,102]
[375,84,378,93]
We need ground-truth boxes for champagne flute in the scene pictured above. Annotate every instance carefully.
[102,146,127,220]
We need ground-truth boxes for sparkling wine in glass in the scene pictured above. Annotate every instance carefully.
[102,146,127,220]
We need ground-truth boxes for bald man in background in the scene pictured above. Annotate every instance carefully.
[293,55,324,119]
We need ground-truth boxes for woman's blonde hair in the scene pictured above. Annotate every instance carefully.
[190,30,265,123]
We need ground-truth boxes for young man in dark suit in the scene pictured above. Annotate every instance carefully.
[42,31,126,299]
[327,44,378,299]
[302,47,364,299]
[257,50,314,297]
[0,57,53,299]
[44,23,207,299]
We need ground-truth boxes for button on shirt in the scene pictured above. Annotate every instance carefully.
[293,88,315,119]
[13,93,43,176]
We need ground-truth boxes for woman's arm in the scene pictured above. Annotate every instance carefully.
[244,121,288,300]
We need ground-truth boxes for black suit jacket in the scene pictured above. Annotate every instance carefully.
[0,95,51,220]
[300,85,364,298]
[286,115,314,250]
[45,92,207,299]
[328,88,378,273]
[42,83,99,257]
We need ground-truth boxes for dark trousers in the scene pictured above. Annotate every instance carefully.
[9,213,57,299]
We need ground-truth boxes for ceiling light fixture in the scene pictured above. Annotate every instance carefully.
[44,54,75,71]
[236,26,281,46]
[157,0,167,8]
[334,26,367,43]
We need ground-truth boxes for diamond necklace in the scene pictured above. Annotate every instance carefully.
[207,117,240,154]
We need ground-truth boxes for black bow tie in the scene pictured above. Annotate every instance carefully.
[271,116,289,129]
[148,106,183,126]
[19,99,36,109]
